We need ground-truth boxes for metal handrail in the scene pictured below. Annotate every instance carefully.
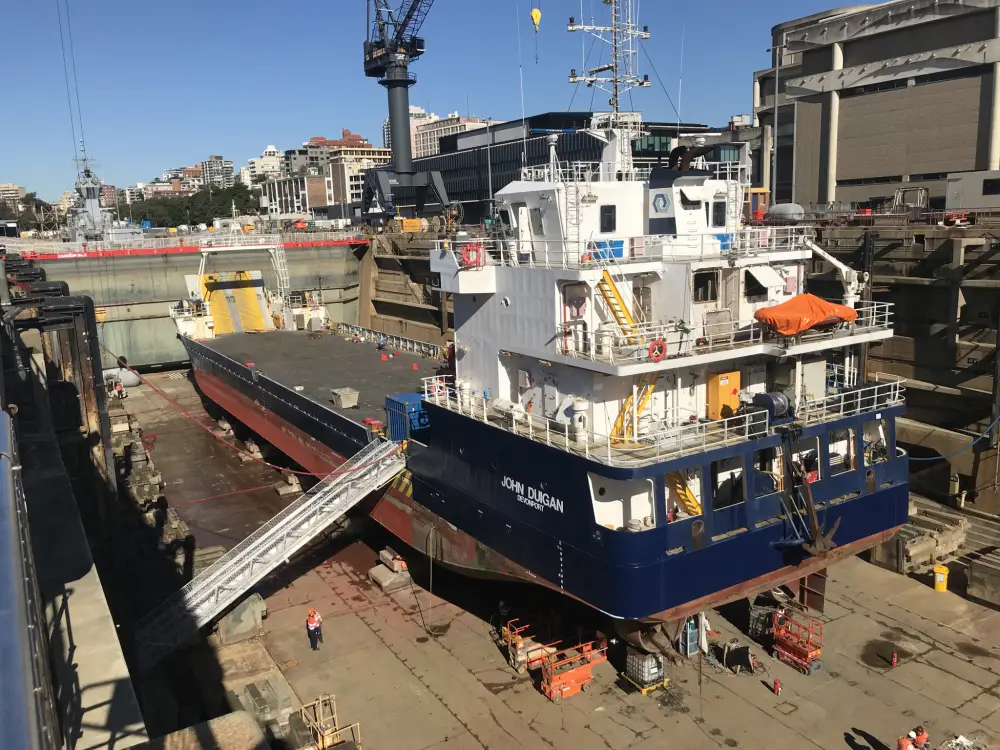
[135,438,404,669]
[422,377,769,468]
[337,324,442,359]
[437,226,815,271]
[798,380,906,426]
[557,301,894,366]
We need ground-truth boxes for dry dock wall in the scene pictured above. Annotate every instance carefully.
[35,245,360,368]
[813,224,1000,513]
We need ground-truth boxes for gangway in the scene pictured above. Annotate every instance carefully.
[135,438,405,670]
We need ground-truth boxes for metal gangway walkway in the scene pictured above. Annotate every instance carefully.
[135,438,405,670]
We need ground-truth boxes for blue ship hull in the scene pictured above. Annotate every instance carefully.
[183,336,910,622]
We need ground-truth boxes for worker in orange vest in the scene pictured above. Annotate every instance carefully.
[913,727,929,749]
[306,607,323,651]
[897,730,917,750]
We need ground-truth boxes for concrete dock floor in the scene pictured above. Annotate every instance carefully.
[128,372,1000,749]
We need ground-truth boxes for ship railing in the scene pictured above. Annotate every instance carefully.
[798,377,906,427]
[517,159,747,185]
[439,226,814,271]
[557,317,765,364]
[556,301,893,366]
[337,323,442,359]
[421,376,771,468]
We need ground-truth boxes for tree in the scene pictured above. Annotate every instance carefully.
[0,203,15,221]
[121,183,262,227]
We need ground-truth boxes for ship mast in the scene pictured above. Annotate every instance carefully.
[567,0,650,129]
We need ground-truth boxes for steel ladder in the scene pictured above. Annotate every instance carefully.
[135,438,405,670]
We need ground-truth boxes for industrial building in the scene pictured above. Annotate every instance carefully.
[408,111,718,221]
[756,0,1000,208]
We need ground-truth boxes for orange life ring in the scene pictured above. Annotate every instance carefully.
[461,243,483,268]
[648,339,667,362]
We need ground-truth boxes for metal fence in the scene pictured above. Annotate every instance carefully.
[337,324,442,359]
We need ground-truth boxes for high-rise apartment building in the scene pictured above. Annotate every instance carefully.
[99,184,117,208]
[0,183,26,213]
[283,131,374,175]
[324,146,392,206]
[200,155,235,189]
[249,145,283,182]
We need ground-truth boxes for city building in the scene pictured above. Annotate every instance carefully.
[249,145,282,182]
[238,166,253,186]
[413,114,494,158]
[181,166,203,187]
[121,186,144,204]
[383,105,440,153]
[324,147,392,206]
[406,111,715,221]
[754,0,1000,208]
[283,131,374,175]
[142,180,197,200]
[0,183,26,212]
[200,155,235,189]
[99,184,117,209]
[261,175,327,218]
[57,190,74,214]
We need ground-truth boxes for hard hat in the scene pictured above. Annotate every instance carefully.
[908,731,917,739]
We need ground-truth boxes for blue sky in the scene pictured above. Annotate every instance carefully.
[4,0,834,200]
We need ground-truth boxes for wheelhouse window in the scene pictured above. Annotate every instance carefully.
[712,200,727,228]
[599,204,617,233]
[679,190,702,211]
[693,270,718,303]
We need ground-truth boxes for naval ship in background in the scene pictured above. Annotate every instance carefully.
[168,2,909,648]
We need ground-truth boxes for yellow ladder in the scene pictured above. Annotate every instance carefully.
[611,373,660,443]
[667,472,702,516]
[597,270,638,341]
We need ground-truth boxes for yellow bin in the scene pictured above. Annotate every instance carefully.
[933,564,949,592]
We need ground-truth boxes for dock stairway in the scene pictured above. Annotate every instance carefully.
[135,438,405,670]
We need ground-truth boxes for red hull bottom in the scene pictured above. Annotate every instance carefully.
[192,366,899,625]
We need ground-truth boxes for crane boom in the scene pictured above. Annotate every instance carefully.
[394,0,433,46]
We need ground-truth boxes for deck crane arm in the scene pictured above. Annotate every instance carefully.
[803,237,867,308]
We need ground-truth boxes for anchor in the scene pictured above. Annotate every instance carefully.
[773,428,839,555]
[789,461,840,557]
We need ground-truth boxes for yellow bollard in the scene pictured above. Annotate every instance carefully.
[933,564,949,592]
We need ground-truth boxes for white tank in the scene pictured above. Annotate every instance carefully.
[103,367,141,388]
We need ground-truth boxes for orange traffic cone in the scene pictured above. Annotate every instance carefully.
[380,353,388,361]
[412,363,419,370]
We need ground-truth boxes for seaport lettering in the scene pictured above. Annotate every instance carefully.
[501,476,564,514]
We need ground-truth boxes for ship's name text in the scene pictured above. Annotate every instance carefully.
[501,476,564,514]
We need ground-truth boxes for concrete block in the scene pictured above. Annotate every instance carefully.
[969,555,1000,606]
[273,473,302,497]
[217,594,267,646]
[369,564,411,593]
[380,547,405,573]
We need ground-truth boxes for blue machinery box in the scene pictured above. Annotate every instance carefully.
[385,393,428,441]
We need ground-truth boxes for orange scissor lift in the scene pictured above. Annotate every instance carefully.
[540,640,608,702]
[772,609,823,675]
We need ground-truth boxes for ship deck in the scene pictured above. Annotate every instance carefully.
[201,329,431,423]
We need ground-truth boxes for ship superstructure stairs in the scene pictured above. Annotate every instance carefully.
[135,438,405,670]
[667,472,702,516]
[591,251,662,443]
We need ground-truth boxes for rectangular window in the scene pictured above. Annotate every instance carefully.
[863,419,889,465]
[751,446,783,498]
[983,179,1000,196]
[667,467,702,520]
[693,270,718,303]
[529,207,544,236]
[711,456,745,510]
[712,200,727,228]
[829,427,856,474]
[791,436,821,482]
[600,205,617,233]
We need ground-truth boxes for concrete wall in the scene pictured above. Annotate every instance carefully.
[837,76,983,182]
[842,11,993,68]
[794,98,824,206]
[39,246,360,368]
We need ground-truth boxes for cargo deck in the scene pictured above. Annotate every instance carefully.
[200,330,431,426]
